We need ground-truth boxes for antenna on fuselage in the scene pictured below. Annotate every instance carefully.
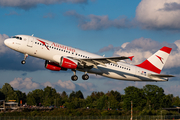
[31,34,34,36]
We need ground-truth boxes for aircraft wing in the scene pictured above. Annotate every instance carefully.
[70,56,134,68]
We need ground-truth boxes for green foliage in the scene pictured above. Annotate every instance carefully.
[123,86,146,111]
[0,83,180,116]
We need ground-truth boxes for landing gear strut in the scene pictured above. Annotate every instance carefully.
[21,53,28,64]
[71,70,78,81]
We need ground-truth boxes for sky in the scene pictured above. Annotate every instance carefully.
[1,0,180,97]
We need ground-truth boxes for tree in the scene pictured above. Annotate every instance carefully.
[69,91,76,100]
[172,96,180,107]
[1,83,17,101]
[60,91,68,106]
[162,94,173,108]
[27,92,36,105]
[106,90,122,109]
[43,86,58,106]
[143,84,165,110]
[123,86,146,111]
[75,90,84,99]
[15,90,27,105]
[0,91,5,100]
[96,95,108,110]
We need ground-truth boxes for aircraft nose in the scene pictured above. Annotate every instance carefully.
[4,38,11,47]
[4,39,9,46]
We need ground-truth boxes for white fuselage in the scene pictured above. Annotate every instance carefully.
[4,35,168,82]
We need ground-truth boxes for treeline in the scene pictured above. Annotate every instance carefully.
[1,83,180,115]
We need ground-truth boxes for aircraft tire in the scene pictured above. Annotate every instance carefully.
[21,60,26,64]
[82,74,89,80]
[71,75,78,81]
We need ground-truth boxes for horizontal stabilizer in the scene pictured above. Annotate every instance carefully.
[149,74,175,78]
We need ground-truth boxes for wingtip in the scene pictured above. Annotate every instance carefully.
[129,56,134,61]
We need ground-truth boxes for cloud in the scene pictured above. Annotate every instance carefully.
[62,1,180,31]
[98,44,114,53]
[42,80,96,93]
[64,10,133,30]
[5,11,20,16]
[159,2,180,11]
[10,78,40,90]
[43,12,56,19]
[0,0,87,10]
[0,34,9,53]
[136,0,180,30]
[9,77,96,95]
[99,37,180,70]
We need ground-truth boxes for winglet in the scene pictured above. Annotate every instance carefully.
[129,56,134,61]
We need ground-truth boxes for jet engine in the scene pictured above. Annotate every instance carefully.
[45,60,62,71]
[60,57,78,69]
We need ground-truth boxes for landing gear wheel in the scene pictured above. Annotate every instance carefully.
[82,74,89,80]
[71,75,78,81]
[21,60,26,64]
[21,53,28,64]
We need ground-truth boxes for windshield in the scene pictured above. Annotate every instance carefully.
[12,36,22,40]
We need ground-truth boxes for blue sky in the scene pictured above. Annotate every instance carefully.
[1,0,180,97]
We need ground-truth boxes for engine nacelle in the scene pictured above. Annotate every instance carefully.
[60,57,78,69]
[45,60,61,71]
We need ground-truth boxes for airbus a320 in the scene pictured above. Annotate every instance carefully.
[4,35,174,81]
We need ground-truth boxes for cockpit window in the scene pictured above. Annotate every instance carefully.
[12,36,22,40]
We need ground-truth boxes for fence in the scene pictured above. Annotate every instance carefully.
[0,115,180,120]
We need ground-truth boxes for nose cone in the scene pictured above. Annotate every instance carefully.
[4,39,9,46]
[4,38,13,48]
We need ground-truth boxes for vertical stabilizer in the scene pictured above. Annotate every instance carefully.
[136,46,172,74]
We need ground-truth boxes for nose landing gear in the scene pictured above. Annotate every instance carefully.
[21,53,28,64]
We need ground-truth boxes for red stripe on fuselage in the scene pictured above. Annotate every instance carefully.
[136,60,161,74]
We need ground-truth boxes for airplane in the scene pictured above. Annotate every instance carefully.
[4,35,174,82]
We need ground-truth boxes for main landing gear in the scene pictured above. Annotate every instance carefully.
[71,70,89,81]
[21,53,28,64]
